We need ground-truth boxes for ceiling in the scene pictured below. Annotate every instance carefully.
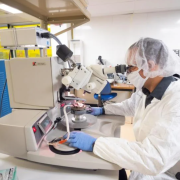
[0,9,8,15]
[87,0,180,17]
[0,0,90,27]
[0,2,40,25]
[0,0,180,24]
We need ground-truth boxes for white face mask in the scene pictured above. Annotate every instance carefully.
[127,69,148,90]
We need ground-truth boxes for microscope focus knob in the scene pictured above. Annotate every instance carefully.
[87,82,96,91]
[62,76,72,86]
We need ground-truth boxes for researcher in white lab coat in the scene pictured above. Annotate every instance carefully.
[65,38,180,180]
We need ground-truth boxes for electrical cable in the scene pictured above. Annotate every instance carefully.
[49,33,62,45]
[43,114,80,155]
[63,105,71,142]
[0,79,7,117]
[41,32,62,45]
[45,105,72,146]
[46,105,81,155]
[49,145,80,155]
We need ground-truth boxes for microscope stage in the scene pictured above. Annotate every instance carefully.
[61,114,97,129]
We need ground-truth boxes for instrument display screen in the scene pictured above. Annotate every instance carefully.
[41,116,52,132]
[38,114,53,134]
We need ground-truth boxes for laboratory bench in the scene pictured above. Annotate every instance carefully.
[0,153,119,180]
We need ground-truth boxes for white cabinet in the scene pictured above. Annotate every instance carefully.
[69,40,83,65]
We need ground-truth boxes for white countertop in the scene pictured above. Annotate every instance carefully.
[0,153,119,180]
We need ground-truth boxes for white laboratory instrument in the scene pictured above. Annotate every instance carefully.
[0,27,126,170]
[0,109,124,170]
[0,27,50,47]
[5,57,61,110]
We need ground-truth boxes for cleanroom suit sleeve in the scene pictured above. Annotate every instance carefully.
[104,92,141,117]
[93,99,180,176]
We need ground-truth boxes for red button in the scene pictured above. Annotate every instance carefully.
[61,103,65,107]
[32,127,37,133]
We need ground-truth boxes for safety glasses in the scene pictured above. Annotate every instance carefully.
[126,65,138,73]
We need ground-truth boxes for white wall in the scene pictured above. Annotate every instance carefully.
[74,10,180,66]
[50,24,69,56]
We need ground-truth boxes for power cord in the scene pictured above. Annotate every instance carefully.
[0,79,7,117]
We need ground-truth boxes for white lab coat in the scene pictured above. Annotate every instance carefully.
[93,80,180,180]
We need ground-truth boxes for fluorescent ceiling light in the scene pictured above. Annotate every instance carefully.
[0,4,22,14]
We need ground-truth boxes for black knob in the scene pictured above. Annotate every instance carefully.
[56,44,73,61]
[54,117,61,123]
[176,172,180,180]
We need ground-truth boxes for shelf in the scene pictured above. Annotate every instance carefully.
[0,0,91,34]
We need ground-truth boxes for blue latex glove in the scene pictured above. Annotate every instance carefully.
[90,107,103,116]
[64,132,97,152]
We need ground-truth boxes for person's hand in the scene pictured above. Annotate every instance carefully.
[90,107,104,116]
[64,132,97,152]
